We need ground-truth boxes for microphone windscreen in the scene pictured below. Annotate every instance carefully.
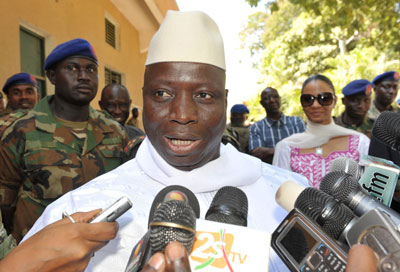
[320,171,356,198]
[150,200,196,253]
[295,187,329,222]
[372,111,400,149]
[205,186,248,226]
[275,181,305,212]
[148,185,200,226]
[329,157,361,179]
[295,187,355,240]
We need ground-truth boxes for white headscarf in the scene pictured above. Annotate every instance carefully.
[281,119,363,149]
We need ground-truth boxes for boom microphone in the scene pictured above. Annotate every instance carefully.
[205,186,248,226]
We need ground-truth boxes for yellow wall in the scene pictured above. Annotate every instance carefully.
[0,0,178,129]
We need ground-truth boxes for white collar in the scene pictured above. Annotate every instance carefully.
[136,137,262,193]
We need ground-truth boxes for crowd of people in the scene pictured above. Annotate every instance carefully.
[228,71,398,189]
[0,8,395,272]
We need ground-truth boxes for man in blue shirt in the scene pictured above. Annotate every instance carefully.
[249,87,305,163]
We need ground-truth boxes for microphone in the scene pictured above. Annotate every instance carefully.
[369,111,400,166]
[320,171,400,226]
[125,185,199,272]
[205,186,248,226]
[275,180,306,212]
[329,157,364,180]
[150,200,196,253]
[190,187,271,270]
[328,157,399,207]
[294,187,357,244]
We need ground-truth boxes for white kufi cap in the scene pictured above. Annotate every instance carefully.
[146,10,226,70]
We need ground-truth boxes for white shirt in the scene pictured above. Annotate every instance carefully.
[25,138,308,272]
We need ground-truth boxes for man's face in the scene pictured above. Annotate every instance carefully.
[342,93,371,119]
[230,112,247,126]
[142,62,227,171]
[48,57,98,106]
[6,84,39,110]
[99,85,131,125]
[374,80,399,107]
[261,88,281,115]
[0,92,5,112]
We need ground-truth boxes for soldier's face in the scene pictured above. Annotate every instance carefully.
[99,85,131,125]
[50,57,98,106]
[342,93,371,119]
[6,84,40,110]
[374,80,399,106]
[142,62,227,171]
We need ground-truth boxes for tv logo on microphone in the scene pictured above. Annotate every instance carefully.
[189,219,271,271]
[190,229,247,270]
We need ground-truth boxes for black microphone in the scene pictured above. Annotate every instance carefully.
[369,111,400,166]
[125,185,199,272]
[320,170,400,226]
[205,186,248,226]
[149,200,196,253]
[294,187,357,245]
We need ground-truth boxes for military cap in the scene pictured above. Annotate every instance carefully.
[372,71,400,85]
[342,79,373,97]
[230,104,249,114]
[44,38,98,70]
[146,11,226,70]
[2,73,38,94]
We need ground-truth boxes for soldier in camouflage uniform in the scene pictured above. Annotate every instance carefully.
[0,92,5,113]
[335,79,374,138]
[224,104,250,153]
[0,73,40,118]
[0,211,16,260]
[367,71,400,122]
[0,38,128,242]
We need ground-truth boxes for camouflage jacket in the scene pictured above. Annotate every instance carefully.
[225,123,250,154]
[0,110,27,137]
[0,95,128,241]
[334,112,374,138]
[0,105,14,118]
[0,211,16,260]
[367,102,399,122]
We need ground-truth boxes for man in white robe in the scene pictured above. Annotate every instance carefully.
[24,10,308,272]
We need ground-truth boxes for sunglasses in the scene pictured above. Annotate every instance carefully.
[300,92,335,107]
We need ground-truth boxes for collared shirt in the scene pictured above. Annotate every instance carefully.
[0,95,128,241]
[367,102,399,121]
[249,113,305,151]
[334,112,374,138]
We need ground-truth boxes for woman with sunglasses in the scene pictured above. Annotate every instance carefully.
[273,74,370,188]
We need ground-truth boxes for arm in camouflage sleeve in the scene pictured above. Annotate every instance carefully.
[0,125,26,231]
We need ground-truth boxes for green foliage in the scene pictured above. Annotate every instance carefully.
[241,0,400,121]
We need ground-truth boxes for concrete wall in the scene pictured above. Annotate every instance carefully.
[0,0,178,128]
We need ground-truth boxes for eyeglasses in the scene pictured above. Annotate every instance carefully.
[300,92,335,107]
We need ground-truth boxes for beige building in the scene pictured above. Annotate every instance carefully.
[0,0,179,128]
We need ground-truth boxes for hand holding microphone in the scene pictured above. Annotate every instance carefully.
[141,241,191,272]
[125,185,198,272]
